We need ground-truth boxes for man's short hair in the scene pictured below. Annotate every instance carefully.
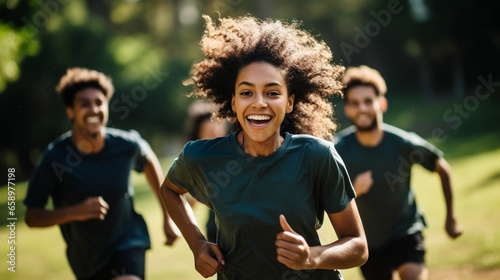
[56,68,114,107]
[342,65,387,97]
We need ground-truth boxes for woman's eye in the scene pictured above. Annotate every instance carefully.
[240,91,251,96]
[268,91,280,96]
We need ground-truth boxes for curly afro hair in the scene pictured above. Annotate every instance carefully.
[183,15,344,140]
[56,68,114,107]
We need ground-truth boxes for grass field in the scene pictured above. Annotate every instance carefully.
[1,141,499,279]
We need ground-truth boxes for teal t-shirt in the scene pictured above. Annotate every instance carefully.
[24,128,151,279]
[168,131,355,280]
[335,124,443,250]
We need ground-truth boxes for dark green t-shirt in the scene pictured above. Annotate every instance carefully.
[24,128,151,279]
[168,132,355,280]
[335,124,443,250]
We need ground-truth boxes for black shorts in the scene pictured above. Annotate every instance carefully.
[79,247,147,280]
[361,232,426,280]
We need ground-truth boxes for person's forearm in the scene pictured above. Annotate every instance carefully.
[441,173,454,216]
[436,158,455,216]
[306,201,368,270]
[161,182,206,250]
[25,206,79,227]
[144,155,170,218]
[308,235,368,270]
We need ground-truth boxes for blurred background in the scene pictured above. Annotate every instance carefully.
[1,0,499,279]
[1,0,499,178]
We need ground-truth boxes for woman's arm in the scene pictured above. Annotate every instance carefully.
[160,177,224,277]
[276,199,368,270]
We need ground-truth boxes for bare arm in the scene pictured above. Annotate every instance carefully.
[276,200,368,270]
[25,196,109,227]
[160,177,224,277]
[143,150,178,245]
[434,157,463,239]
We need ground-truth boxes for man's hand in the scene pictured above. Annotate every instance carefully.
[163,216,180,246]
[445,216,463,239]
[74,196,109,221]
[353,171,373,196]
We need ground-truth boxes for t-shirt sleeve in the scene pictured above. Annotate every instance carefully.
[406,132,444,172]
[167,143,211,206]
[23,150,58,208]
[129,130,151,173]
[319,144,356,214]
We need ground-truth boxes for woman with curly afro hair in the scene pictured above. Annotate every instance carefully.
[161,15,368,279]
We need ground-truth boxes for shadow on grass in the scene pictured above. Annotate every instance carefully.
[466,170,500,193]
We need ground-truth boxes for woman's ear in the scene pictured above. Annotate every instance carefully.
[286,94,295,113]
[231,96,236,112]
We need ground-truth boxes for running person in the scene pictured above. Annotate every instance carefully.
[160,15,368,280]
[335,65,463,280]
[185,100,231,242]
[24,68,178,280]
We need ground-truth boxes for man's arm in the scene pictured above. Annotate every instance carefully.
[143,149,179,245]
[25,196,109,227]
[434,157,463,239]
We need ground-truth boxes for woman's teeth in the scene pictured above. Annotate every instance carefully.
[247,115,271,121]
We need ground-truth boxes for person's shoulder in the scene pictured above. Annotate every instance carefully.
[183,133,233,159]
[383,123,410,137]
[383,123,422,143]
[335,126,356,140]
[45,131,72,152]
[333,126,356,147]
[289,133,334,154]
[36,131,73,162]
[105,127,144,143]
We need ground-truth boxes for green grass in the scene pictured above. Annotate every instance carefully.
[1,144,499,279]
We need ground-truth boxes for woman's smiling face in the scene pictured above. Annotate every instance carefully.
[232,61,294,145]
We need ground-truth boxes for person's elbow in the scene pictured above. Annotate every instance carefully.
[24,207,44,228]
[355,234,369,267]
[24,208,36,227]
[359,240,369,266]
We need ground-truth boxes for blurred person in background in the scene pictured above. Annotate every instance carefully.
[23,68,178,280]
[335,65,463,280]
[185,100,231,243]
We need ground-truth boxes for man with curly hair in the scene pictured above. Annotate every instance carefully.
[24,68,178,280]
[335,65,463,280]
[160,15,368,279]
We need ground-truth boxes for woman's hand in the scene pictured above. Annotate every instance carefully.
[193,241,225,278]
[275,215,314,270]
